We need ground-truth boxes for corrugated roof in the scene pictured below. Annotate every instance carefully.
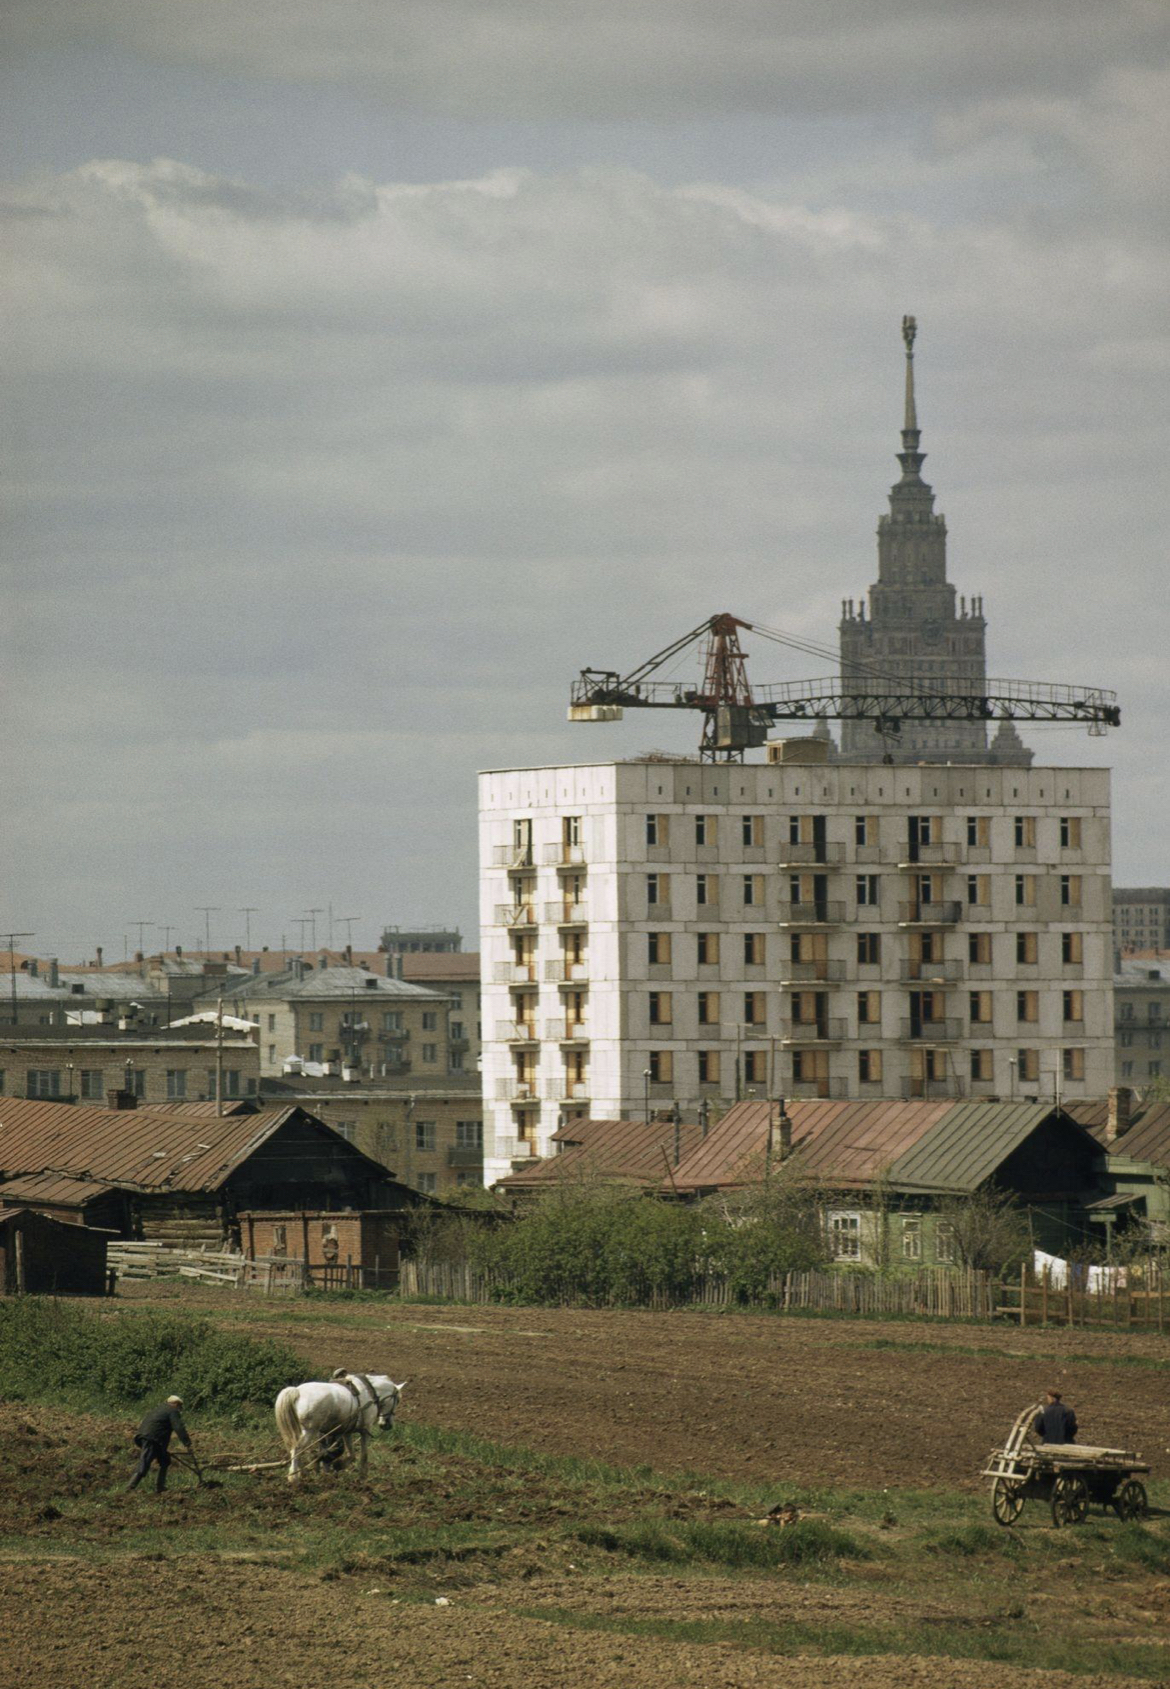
[1065,1099,1170,1166]
[497,1117,704,1190]
[884,1101,1055,1194]
[0,1097,306,1193]
[401,953,480,984]
[0,1170,118,1207]
[194,966,446,1003]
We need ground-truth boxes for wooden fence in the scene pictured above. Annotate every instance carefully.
[996,1260,1168,1331]
[108,1242,307,1295]
[398,1259,997,1318]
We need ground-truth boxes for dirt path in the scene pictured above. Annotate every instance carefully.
[135,1290,1170,1489]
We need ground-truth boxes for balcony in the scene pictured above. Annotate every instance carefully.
[787,1078,847,1099]
[495,1079,541,1102]
[496,1020,539,1044]
[854,843,882,864]
[898,843,960,868]
[543,901,588,925]
[545,959,589,984]
[775,841,845,867]
[376,1026,409,1043]
[448,1144,484,1168]
[546,1079,591,1102]
[900,1018,963,1042]
[900,959,963,983]
[777,901,845,926]
[493,844,534,869]
[493,962,539,985]
[898,901,962,925]
[775,960,845,984]
[495,902,537,929]
[782,1019,846,1044]
[544,1019,589,1042]
[543,843,587,868]
[495,1135,541,1161]
[901,1077,962,1100]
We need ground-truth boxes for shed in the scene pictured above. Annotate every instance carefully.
[0,1207,110,1296]
[239,1208,412,1289]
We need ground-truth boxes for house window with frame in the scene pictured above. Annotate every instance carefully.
[698,1049,720,1084]
[455,1120,483,1150]
[697,991,719,1026]
[648,1049,673,1084]
[828,1211,861,1261]
[26,1070,61,1099]
[1061,875,1082,907]
[80,1069,104,1100]
[696,931,719,965]
[742,874,764,907]
[970,1048,993,1082]
[855,815,869,846]
[1017,931,1038,965]
[382,1011,403,1032]
[1014,815,1036,848]
[647,931,672,965]
[1063,989,1084,1023]
[857,932,881,965]
[1062,932,1083,965]
[967,874,990,906]
[415,1120,436,1152]
[422,1011,438,1031]
[416,1172,438,1195]
[648,991,673,1026]
[334,1120,356,1143]
[309,1012,324,1032]
[308,1043,324,1063]
[129,1069,146,1098]
[743,990,765,1026]
[695,873,713,906]
[935,1221,956,1264]
[1062,1047,1085,1082]
[1060,816,1082,848]
[967,815,989,848]
[1016,1048,1040,1083]
[858,1049,882,1084]
[969,991,992,1024]
[421,1043,438,1062]
[857,989,880,1025]
[742,815,763,848]
[743,1049,766,1085]
[1016,990,1039,1023]
[646,813,668,846]
[743,932,765,966]
[165,1069,187,1100]
[968,932,992,965]
[901,1216,922,1261]
[856,874,879,906]
[1015,874,1036,906]
[267,1014,276,1032]
[648,872,670,906]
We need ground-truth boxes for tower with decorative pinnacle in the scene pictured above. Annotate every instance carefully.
[836,317,1031,765]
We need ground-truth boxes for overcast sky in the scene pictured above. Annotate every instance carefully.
[3,2,1167,962]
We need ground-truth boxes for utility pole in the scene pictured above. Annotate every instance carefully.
[306,908,323,952]
[216,996,225,1119]
[195,907,220,957]
[643,1066,651,1124]
[3,931,33,1027]
[240,907,258,951]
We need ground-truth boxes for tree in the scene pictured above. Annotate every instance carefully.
[933,1187,1031,1275]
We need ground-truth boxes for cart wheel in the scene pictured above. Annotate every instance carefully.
[1051,1474,1089,1528]
[1113,1479,1148,1522]
[991,1477,1025,1526]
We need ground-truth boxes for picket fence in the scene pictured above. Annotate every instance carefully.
[107,1241,306,1295]
[997,1259,1168,1332]
[398,1258,996,1318]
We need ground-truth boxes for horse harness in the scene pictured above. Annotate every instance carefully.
[334,1370,393,1431]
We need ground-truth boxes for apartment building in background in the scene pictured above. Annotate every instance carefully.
[1113,888,1170,958]
[0,1023,259,1106]
[1115,959,1170,1092]
[479,758,1113,1182]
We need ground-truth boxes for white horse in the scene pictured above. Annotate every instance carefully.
[275,1369,405,1482]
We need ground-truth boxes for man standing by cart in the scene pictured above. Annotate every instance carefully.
[128,1394,194,1493]
[1034,1389,1077,1444]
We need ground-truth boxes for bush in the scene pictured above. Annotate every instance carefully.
[578,1516,866,1569]
[0,1299,303,1420]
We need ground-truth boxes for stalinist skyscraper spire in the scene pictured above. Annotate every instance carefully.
[836,317,1031,765]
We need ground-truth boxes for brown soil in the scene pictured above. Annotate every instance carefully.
[0,1556,1148,1689]
[146,1289,1170,1489]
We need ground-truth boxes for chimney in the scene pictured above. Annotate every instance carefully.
[175,944,182,959]
[106,1089,138,1111]
[235,944,242,964]
[345,944,353,964]
[293,957,305,981]
[134,950,144,963]
[1105,1086,1133,1145]
[28,958,38,978]
[769,1099,792,1161]
[251,957,261,976]
[48,958,59,989]
[96,946,103,966]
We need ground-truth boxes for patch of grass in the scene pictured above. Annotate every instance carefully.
[926,1522,1024,1557]
[1112,1522,1170,1574]
[578,1516,868,1570]
[863,1337,1169,1369]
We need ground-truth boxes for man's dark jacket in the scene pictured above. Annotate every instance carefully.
[1034,1401,1077,1444]
[135,1404,191,1449]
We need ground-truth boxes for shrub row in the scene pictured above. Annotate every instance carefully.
[0,1298,302,1420]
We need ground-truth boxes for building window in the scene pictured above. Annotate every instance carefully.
[26,1070,61,1098]
[1016,1048,1040,1083]
[165,1069,187,1100]
[696,931,719,965]
[856,874,879,906]
[646,813,669,846]
[970,1048,993,1082]
[455,1170,480,1189]
[1061,875,1081,907]
[308,1043,324,1063]
[383,1011,403,1032]
[1062,1048,1085,1082]
[1062,990,1084,1023]
[966,816,989,848]
[649,991,673,1026]
[828,1212,861,1260]
[450,1021,464,1041]
[647,931,672,965]
[970,991,993,1024]
[648,1050,673,1084]
[421,1043,438,1062]
[1014,815,1036,848]
[742,815,763,847]
[648,872,669,906]
[1016,931,1038,965]
[222,1070,241,1098]
[79,1069,104,1100]
[857,933,881,965]
[695,873,712,906]
[455,1120,483,1150]
[1120,1031,1132,1048]
[968,932,991,965]
[902,1217,922,1260]
[309,1012,324,1032]
[128,1069,146,1098]
[935,1221,956,1264]
[855,815,869,846]
[422,1011,438,1031]
[695,814,707,846]
[859,1049,882,1084]
[967,875,990,906]
[416,1172,438,1195]
[415,1120,436,1152]
[1121,1060,1133,1079]
[698,1049,720,1084]
[1016,991,1039,1023]
[743,991,765,1026]
[857,990,880,1024]
[333,1120,356,1143]
[697,991,719,1026]
[1015,874,1035,906]
[743,932,765,966]
[743,1049,766,1085]
[1060,816,1081,848]
[742,874,763,907]
[267,1014,276,1032]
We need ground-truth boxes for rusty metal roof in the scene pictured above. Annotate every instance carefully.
[497,1117,704,1191]
[1064,1099,1170,1166]
[0,1097,306,1193]
[0,1170,118,1208]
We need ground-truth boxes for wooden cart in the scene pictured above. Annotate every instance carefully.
[983,1401,1149,1528]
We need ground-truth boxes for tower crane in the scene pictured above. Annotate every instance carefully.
[568,612,1120,762]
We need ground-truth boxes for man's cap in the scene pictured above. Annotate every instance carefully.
[1045,1389,1062,1400]
[166,1394,183,1406]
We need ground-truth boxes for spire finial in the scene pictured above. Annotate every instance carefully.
[902,313,918,432]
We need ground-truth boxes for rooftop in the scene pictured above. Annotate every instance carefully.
[194,965,447,1003]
